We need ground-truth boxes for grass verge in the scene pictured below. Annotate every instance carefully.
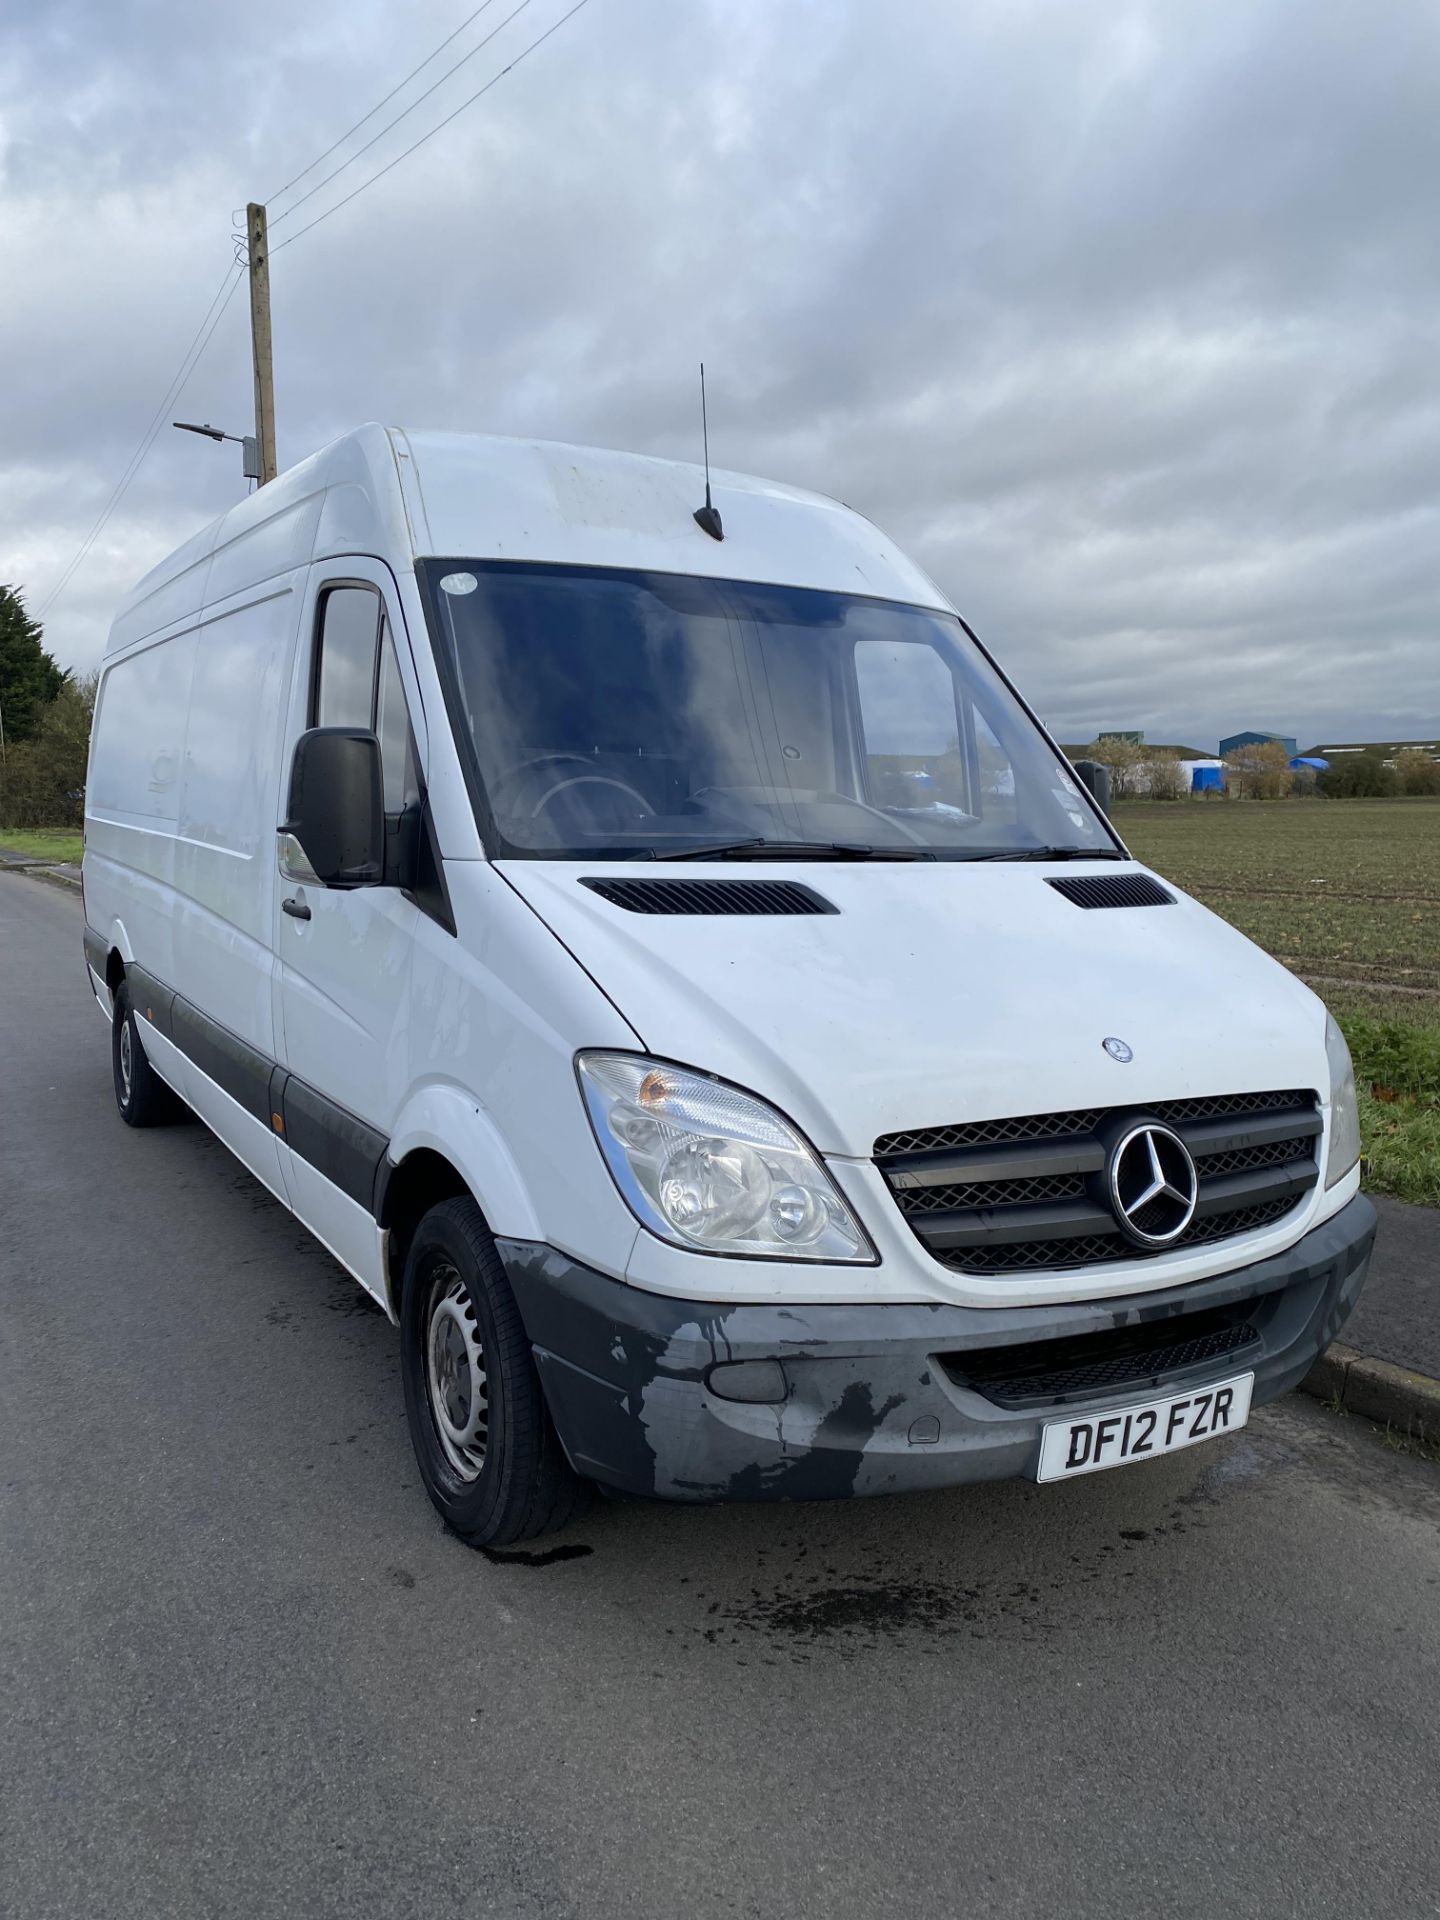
[1317,992,1440,1209]
[0,828,84,864]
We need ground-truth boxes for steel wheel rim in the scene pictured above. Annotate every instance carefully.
[119,1018,133,1102]
[424,1264,488,1481]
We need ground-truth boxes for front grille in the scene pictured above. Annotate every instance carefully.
[904,1172,1088,1214]
[941,1306,1261,1408]
[875,1090,1321,1277]
[947,1196,1301,1274]
[875,1088,1303,1159]
[1193,1137,1302,1178]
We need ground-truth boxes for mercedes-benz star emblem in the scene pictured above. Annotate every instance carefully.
[1107,1122,1199,1248]
[1103,1037,1133,1062]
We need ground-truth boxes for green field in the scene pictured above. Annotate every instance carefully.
[0,828,85,864]
[1116,798,1440,1205]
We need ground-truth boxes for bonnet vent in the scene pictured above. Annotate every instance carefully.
[1047,873,1176,910]
[580,877,836,916]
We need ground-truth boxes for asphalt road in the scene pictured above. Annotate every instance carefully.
[1347,1192,1440,1379]
[3,873,1438,1920]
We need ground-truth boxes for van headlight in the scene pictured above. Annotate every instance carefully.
[1324,1014,1361,1189]
[576,1053,875,1263]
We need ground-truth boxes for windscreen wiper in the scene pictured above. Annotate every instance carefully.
[965,846,1127,863]
[650,839,936,862]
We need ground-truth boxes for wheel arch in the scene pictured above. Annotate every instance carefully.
[377,1086,545,1319]
[98,918,136,995]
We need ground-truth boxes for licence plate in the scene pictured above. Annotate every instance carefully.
[1036,1372,1254,1483]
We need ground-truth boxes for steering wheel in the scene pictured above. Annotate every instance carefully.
[490,753,656,827]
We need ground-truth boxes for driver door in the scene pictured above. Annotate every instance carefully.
[273,560,424,1292]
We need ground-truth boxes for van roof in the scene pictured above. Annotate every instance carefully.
[106,425,951,655]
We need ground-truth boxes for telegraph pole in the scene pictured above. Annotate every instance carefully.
[246,203,277,486]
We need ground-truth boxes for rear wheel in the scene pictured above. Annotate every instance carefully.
[111,983,185,1128]
[400,1197,590,1546]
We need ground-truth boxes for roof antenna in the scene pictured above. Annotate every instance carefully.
[692,363,724,541]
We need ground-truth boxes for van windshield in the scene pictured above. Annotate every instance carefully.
[419,561,1114,861]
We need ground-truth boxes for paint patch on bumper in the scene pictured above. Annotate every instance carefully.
[500,1194,1376,1505]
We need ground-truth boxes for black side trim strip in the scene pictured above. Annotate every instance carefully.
[269,1065,290,1137]
[82,926,108,979]
[127,967,176,1043]
[99,956,390,1214]
[281,1077,388,1211]
[170,995,271,1125]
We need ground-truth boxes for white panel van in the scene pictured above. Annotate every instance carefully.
[84,426,1375,1543]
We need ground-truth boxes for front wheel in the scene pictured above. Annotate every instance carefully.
[400,1197,590,1547]
[112,983,186,1127]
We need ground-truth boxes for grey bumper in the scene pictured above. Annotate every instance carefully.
[501,1193,1377,1505]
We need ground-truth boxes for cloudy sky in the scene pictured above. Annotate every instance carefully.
[3,0,1437,749]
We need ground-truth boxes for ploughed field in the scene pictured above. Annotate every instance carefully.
[1114,797,1440,991]
[1115,797,1440,1206]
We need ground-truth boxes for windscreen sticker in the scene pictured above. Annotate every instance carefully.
[439,571,478,595]
[1052,787,1088,826]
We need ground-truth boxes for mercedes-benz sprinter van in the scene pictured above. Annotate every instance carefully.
[83,426,1375,1544]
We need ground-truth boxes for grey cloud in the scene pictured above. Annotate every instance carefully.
[2,0,1437,749]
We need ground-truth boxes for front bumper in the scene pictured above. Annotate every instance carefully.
[502,1193,1377,1505]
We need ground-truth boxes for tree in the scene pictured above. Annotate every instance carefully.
[1224,739,1293,799]
[1318,752,1398,799]
[1144,755,1188,801]
[1079,736,1146,799]
[0,673,96,828]
[1393,748,1440,797]
[0,585,66,746]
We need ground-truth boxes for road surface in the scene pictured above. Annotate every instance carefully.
[2,874,1437,1919]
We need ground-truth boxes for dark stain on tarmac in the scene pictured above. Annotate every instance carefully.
[480,1542,596,1567]
[692,1505,1208,1658]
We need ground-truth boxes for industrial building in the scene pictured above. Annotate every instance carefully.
[1219,730,1298,759]
[1305,738,1440,762]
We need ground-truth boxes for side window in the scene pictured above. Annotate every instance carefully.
[854,640,968,812]
[311,586,419,812]
[376,619,420,813]
[287,583,426,891]
[313,587,380,728]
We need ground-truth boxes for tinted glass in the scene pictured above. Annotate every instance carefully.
[421,562,1111,860]
[375,621,420,813]
[855,638,968,814]
[314,587,379,729]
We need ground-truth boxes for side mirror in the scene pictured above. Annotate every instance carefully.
[1071,758,1112,816]
[281,728,384,885]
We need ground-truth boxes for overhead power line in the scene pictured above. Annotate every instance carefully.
[266,0,505,211]
[38,264,245,618]
[269,0,542,233]
[272,0,594,254]
[37,0,595,618]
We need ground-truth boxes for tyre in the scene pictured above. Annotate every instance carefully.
[400,1197,590,1547]
[112,983,186,1128]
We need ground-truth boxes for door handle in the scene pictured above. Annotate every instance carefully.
[282,894,311,921]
